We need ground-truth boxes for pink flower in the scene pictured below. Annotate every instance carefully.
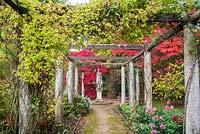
[130,109,134,113]
[152,116,158,121]
[166,99,171,105]
[150,130,157,134]
[160,124,166,130]
[153,107,157,112]
[178,118,183,123]
[136,113,140,118]
[128,120,131,125]
[128,131,134,134]
[151,123,155,128]
[172,114,178,121]
[160,116,164,121]
[146,109,151,113]
[165,105,170,111]
[170,105,174,110]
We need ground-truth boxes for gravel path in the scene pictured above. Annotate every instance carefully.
[78,99,128,134]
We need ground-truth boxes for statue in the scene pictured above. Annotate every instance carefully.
[96,68,103,100]
[96,68,103,90]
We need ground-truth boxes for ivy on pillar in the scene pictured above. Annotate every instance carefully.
[129,61,135,107]
[184,23,200,133]
[135,68,140,103]
[121,65,126,104]
[67,60,74,103]
[144,51,152,110]
[74,65,79,96]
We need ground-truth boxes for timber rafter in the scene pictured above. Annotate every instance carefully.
[83,44,144,50]
[69,56,134,61]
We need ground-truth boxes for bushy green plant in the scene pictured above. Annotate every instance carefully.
[120,100,183,134]
[62,95,90,119]
[153,63,184,101]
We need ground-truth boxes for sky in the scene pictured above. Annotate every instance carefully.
[67,0,90,5]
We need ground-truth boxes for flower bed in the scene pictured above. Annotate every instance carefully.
[120,100,183,134]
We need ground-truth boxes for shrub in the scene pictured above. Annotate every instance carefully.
[120,100,183,134]
[153,63,184,101]
[62,95,90,119]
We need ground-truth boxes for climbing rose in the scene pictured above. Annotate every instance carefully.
[159,116,164,121]
[165,105,170,111]
[178,118,183,123]
[151,123,155,128]
[151,130,157,134]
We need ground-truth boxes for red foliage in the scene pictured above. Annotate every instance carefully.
[68,49,108,99]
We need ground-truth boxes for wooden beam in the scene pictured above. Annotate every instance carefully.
[79,62,124,66]
[3,0,28,15]
[123,10,200,65]
[69,56,134,61]
[148,13,184,22]
[84,44,144,50]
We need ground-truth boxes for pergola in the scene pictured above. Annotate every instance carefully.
[4,0,200,133]
[66,44,143,107]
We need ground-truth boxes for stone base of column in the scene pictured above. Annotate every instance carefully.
[96,90,103,101]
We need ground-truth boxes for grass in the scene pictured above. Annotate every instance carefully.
[108,112,128,134]
[83,110,98,134]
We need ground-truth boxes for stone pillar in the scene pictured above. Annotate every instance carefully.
[55,61,64,123]
[67,60,74,103]
[184,23,200,134]
[144,51,152,110]
[96,69,103,101]
[81,72,85,97]
[74,65,79,96]
[136,68,140,102]
[129,61,135,107]
[121,65,126,104]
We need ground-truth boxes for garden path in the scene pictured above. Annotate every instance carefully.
[76,99,128,134]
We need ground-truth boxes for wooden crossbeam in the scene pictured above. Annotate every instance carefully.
[124,10,200,65]
[3,0,28,15]
[69,56,133,61]
[79,62,124,66]
[84,44,144,50]
[147,13,184,22]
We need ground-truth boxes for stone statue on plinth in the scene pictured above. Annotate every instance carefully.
[96,68,103,100]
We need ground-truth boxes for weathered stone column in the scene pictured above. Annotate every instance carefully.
[184,23,200,134]
[81,72,85,97]
[55,61,64,123]
[19,81,32,134]
[129,61,135,107]
[67,60,74,103]
[121,65,126,104]
[136,68,140,102]
[74,65,79,96]
[144,51,152,110]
